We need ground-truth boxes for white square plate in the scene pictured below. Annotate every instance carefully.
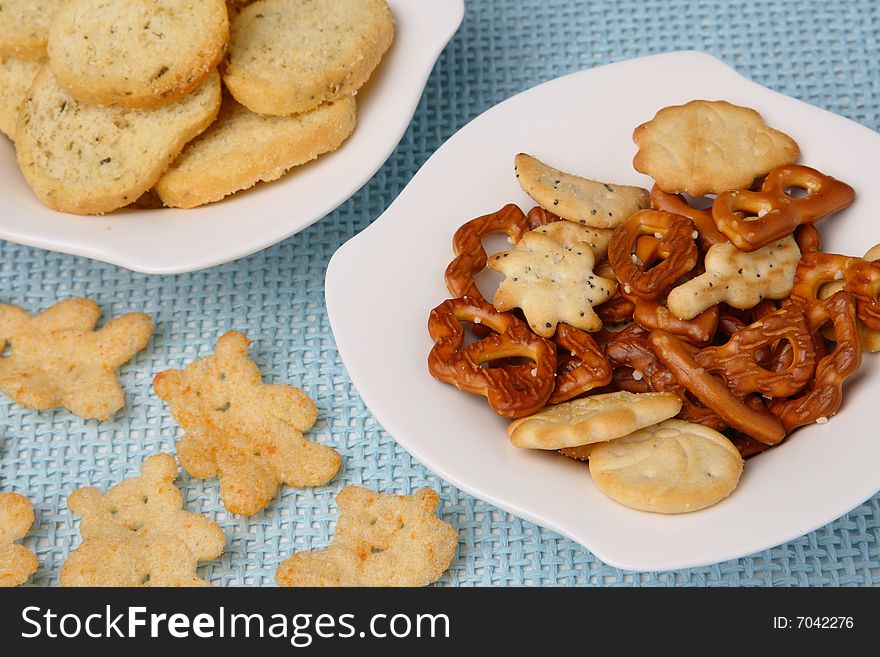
[326,51,880,571]
[0,0,464,274]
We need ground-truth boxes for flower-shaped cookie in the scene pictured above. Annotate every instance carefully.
[276,485,458,587]
[0,298,153,420]
[60,453,225,587]
[489,224,617,336]
[0,492,38,587]
[154,331,340,515]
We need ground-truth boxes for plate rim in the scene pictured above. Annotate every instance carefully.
[0,0,465,274]
[327,50,880,571]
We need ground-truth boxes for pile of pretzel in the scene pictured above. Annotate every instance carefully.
[428,164,879,458]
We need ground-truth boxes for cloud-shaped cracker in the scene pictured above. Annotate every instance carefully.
[276,486,458,587]
[154,331,340,515]
[633,100,799,196]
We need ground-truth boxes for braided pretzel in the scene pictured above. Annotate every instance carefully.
[428,297,556,418]
[608,210,698,301]
[712,165,855,252]
[549,324,612,404]
[649,329,786,444]
[445,204,531,301]
[605,325,727,431]
[694,304,815,398]
[790,252,880,331]
[649,184,728,250]
[770,291,862,432]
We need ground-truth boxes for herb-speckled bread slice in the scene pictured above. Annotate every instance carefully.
[48,0,228,109]
[223,0,394,116]
[0,1,65,59]
[0,56,44,141]
[16,67,222,215]
[155,93,356,208]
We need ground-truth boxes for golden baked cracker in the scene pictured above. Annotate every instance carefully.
[153,331,340,515]
[488,225,617,337]
[507,391,682,450]
[60,454,225,587]
[0,492,38,587]
[532,219,613,261]
[515,153,650,229]
[0,298,153,420]
[633,100,800,196]
[666,236,800,320]
[276,485,457,587]
[589,419,744,514]
[0,55,44,141]
[559,445,594,461]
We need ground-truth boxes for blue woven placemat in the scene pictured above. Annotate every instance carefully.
[2,0,878,587]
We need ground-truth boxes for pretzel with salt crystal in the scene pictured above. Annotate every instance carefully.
[770,290,862,432]
[712,165,855,252]
[649,329,786,444]
[428,297,556,418]
[608,209,698,301]
[790,252,880,331]
[549,323,612,405]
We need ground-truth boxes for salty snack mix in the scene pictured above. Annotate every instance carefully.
[0,298,153,420]
[1,0,394,213]
[154,331,340,515]
[428,100,868,514]
[276,485,457,587]
[60,454,225,587]
[0,492,38,587]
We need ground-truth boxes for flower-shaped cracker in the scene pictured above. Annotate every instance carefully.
[153,331,340,515]
[276,485,458,587]
[0,492,38,587]
[489,225,617,337]
[60,453,225,587]
[0,298,153,420]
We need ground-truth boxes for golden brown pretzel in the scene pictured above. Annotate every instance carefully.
[549,324,613,404]
[794,223,822,254]
[445,204,531,301]
[428,297,556,418]
[648,329,786,444]
[608,209,699,301]
[712,165,855,252]
[605,325,727,430]
[770,290,862,432]
[649,184,728,250]
[694,304,816,398]
[790,252,880,332]
[621,287,719,346]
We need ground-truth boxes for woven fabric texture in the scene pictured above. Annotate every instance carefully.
[1,0,879,587]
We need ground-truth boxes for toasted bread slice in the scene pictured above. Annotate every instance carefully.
[156,93,356,208]
[0,56,44,141]
[16,67,222,215]
[48,0,228,109]
[223,0,393,116]
[0,1,64,59]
